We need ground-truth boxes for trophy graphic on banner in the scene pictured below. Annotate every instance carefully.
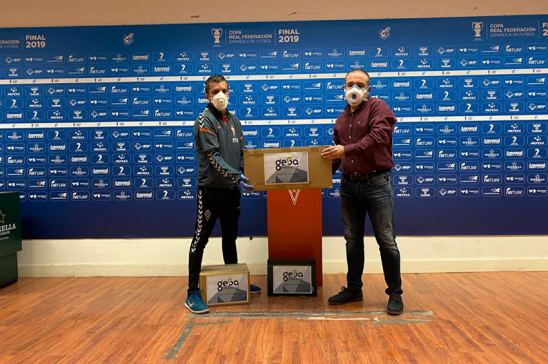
[472,21,483,38]
[211,28,222,45]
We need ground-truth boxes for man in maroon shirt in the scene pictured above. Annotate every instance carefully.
[321,69,403,315]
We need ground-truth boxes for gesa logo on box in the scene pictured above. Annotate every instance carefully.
[282,270,304,281]
[275,157,299,171]
[217,278,240,291]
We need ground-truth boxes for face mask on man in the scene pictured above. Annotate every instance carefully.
[211,91,229,111]
[344,85,368,106]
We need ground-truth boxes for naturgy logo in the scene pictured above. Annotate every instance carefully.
[282,270,304,282]
[275,156,299,171]
[217,278,239,291]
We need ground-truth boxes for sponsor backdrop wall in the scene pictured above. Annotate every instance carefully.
[1,15,546,238]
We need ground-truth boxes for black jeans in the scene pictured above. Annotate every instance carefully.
[187,186,241,294]
[340,170,403,296]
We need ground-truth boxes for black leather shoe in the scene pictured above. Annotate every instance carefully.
[328,286,363,305]
[387,294,404,315]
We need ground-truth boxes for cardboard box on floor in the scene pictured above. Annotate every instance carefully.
[243,146,333,191]
[199,263,250,306]
[267,258,317,296]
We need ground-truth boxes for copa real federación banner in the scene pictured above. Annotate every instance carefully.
[0,15,546,237]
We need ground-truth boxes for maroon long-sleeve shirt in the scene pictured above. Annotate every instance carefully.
[333,98,397,175]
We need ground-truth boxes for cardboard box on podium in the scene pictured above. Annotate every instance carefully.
[243,146,332,190]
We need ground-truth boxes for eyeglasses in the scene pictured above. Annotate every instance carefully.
[345,82,368,89]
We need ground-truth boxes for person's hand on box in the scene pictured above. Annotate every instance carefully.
[239,174,255,193]
[321,145,345,160]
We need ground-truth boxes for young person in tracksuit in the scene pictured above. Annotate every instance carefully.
[185,74,260,314]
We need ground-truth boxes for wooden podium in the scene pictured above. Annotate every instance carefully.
[266,189,323,286]
[244,146,332,287]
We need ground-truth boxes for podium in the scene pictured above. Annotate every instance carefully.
[0,192,22,288]
[244,146,332,287]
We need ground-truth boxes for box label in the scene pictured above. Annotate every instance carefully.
[264,152,309,184]
[272,265,313,294]
[206,272,248,304]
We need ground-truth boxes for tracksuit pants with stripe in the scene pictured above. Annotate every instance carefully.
[187,186,241,295]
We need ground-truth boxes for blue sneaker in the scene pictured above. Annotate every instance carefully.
[250,284,261,294]
[185,291,209,314]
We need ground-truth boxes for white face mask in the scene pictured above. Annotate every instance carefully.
[344,85,367,106]
[211,91,229,111]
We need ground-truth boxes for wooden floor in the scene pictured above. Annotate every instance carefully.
[0,272,546,363]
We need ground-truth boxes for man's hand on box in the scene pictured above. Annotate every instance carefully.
[321,145,345,160]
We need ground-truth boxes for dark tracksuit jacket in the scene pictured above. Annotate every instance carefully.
[194,104,244,188]
[187,103,245,294]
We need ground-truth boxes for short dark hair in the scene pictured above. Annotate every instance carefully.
[344,69,371,85]
[205,74,227,94]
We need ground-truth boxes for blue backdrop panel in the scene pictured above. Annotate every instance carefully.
[0,15,546,238]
